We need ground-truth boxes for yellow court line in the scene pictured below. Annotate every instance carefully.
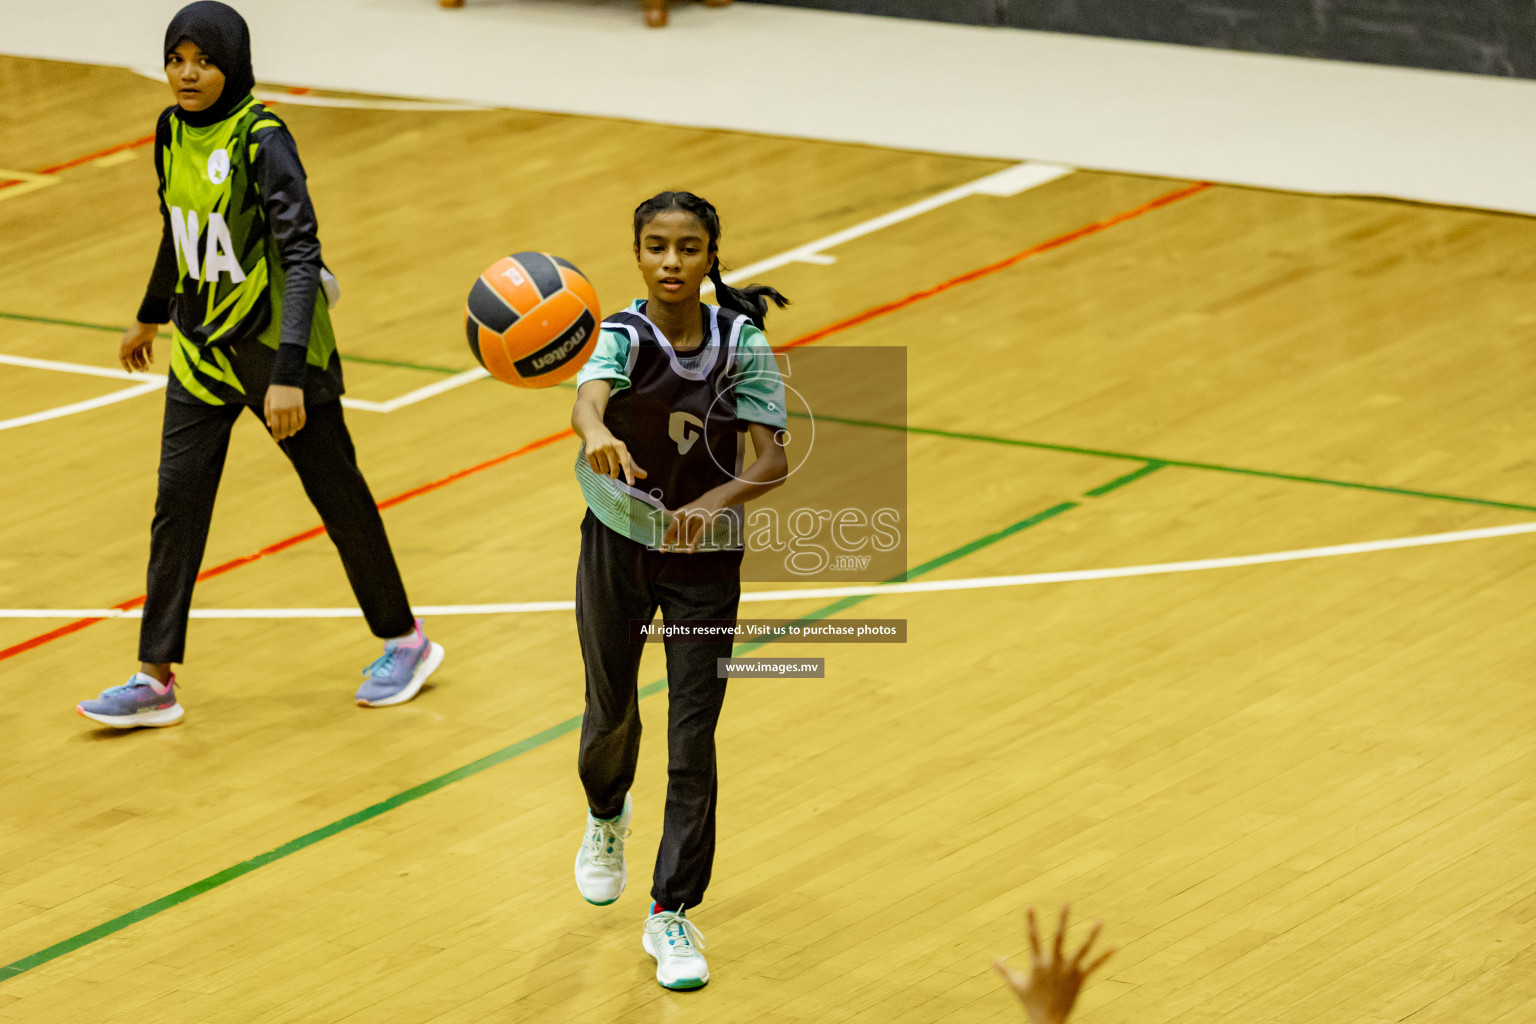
[93,150,137,168]
[0,169,61,203]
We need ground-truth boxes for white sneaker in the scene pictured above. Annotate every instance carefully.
[642,907,710,990]
[574,793,631,905]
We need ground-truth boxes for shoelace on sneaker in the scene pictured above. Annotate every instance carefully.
[648,908,708,957]
[104,675,168,698]
[363,649,399,679]
[586,816,631,866]
[364,631,422,679]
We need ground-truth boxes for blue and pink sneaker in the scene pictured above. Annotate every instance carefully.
[77,673,184,728]
[355,618,444,707]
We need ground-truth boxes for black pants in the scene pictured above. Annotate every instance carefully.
[139,395,414,664]
[575,510,741,911]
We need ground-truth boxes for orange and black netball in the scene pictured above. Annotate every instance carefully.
[464,251,601,389]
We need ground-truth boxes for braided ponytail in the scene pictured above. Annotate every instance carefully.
[634,191,790,329]
[708,261,788,330]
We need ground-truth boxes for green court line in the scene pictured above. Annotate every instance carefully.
[0,486,1106,984]
[1085,461,1166,497]
[0,311,466,376]
[791,412,1536,514]
[336,353,466,375]
[14,308,1531,514]
[0,311,135,335]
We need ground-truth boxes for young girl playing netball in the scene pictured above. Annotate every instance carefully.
[569,192,790,989]
[75,1,443,728]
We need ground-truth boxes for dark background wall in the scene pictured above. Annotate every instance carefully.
[747,0,1536,79]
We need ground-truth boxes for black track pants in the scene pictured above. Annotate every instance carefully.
[139,395,414,664]
[574,510,741,911]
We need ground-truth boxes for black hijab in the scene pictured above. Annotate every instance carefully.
[164,1,256,127]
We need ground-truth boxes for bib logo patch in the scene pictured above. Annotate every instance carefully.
[206,148,230,184]
[670,411,704,455]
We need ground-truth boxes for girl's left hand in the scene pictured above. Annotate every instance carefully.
[265,384,307,441]
[663,497,725,553]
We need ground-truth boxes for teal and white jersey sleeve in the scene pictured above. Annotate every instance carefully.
[732,325,787,430]
[574,327,633,392]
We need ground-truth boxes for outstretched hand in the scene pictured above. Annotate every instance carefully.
[585,427,647,486]
[993,904,1115,1024]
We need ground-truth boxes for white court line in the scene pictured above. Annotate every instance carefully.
[0,353,162,382]
[253,91,489,112]
[127,69,491,112]
[427,161,1071,403]
[0,379,166,432]
[335,161,1070,407]
[341,367,492,413]
[9,521,1532,620]
[0,351,481,418]
[5,162,1062,420]
[337,397,388,413]
[0,353,172,432]
[719,162,1073,284]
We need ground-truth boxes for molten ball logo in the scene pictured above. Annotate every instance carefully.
[530,323,589,371]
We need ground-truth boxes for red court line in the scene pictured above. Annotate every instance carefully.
[1,618,113,660]
[37,134,158,175]
[6,88,317,191]
[0,428,575,664]
[0,92,310,190]
[775,181,1212,352]
[0,134,159,192]
[0,93,315,192]
[1,176,1211,662]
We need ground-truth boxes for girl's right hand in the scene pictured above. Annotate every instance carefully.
[119,321,159,373]
[992,905,1114,1024]
[586,429,648,486]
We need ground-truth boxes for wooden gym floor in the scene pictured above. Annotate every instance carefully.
[0,54,1533,1024]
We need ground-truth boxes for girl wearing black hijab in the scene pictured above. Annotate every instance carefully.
[76,1,444,728]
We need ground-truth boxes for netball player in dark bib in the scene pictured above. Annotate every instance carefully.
[569,192,790,989]
[75,2,443,729]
